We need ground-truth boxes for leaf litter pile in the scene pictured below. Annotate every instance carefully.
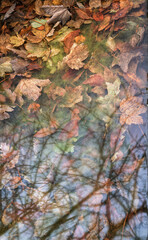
[0,0,147,239]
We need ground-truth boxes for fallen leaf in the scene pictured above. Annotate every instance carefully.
[63,30,80,53]
[112,50,143,73]
[75,35,85,44]
[0,58,13,77]
[120,96,146,125]
[35,0,44,15]
[75,8,92,20]
[28,103,40,112]
[83,73,105,86]
[89,0,101,9]
[34,127,53,138]
[0,104,15,120]
[93,12,104,21]
[14,78,51,105]
[44,84,66,100]
[11,58,29,73]
[6,46,28,59]
[63,43,89,70]
[101,0,112,8]
[27,34,43,43]
[3,3,16,20]
[112,6,131,21]
[10,34,25,47]
[41,5,71,25]
[0,34,10,54]
[62,86,83,108]
[25,41,50,59]
[98,15,111,31]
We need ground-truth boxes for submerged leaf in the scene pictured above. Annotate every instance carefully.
[63,43,89,70]
[15,78,51,105]
[120,96,146,125]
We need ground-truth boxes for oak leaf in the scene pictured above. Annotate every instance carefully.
[120,96,146,125]
[63,43,89,70]
[14,78,51,105]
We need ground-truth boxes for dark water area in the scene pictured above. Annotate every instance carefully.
[0,0,148,239]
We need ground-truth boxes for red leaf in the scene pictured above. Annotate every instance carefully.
[93,12,104,21]
[83,74,105,86]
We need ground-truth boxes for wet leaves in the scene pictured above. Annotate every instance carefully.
[63,43,89,69]
[14,78,51,105]
[120,96,146,125]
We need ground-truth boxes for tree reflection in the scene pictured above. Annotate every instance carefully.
[0,89,147,239]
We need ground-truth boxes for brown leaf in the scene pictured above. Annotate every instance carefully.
[11,58,29,73]
[14,78,51,105]
[62,86,83,108]
[3,3,16,20]
[120,96,146,125]
[75,8,92,20]
[63,30,80,53]
[89,0,101,9]
[0,34,10,54]
[63,43,89,70]
[98,15,111,32]
[0,104,15,120]
[83,73,105,86]
[112,6,131,21]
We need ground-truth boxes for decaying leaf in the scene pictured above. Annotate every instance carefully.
[3,3,16,20]
[14,78,51,105]
[0,57,13,77]
[34,127,54,138]
[0,104,15,120]
[120,96,147,125]
[63,43,89,70]
[83,73,105,86]
[10,34,25,47]
[61,86,83,108]
[89,0,101,9]
[75,8,92,20]
[41,5,71,25]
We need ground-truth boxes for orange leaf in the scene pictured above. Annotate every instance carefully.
[28,103,40,112]
[93,12,104,21]
[63,30,80,53]
[34,128,53,138]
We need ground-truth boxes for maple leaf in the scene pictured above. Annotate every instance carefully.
[41,5,71,25]
[63,43,89,70]
[120,96,147,125]
[14,78,51,105]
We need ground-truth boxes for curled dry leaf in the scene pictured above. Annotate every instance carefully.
[3,3,16,20]
[120,96,147,125]
[14,78,51,105]
[63,43,89,70]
